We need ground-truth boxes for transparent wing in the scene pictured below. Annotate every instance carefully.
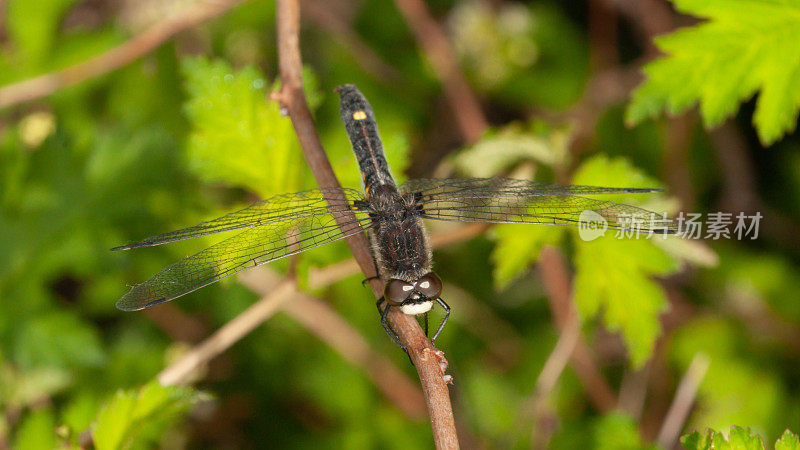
[112,188,366,250]
[402,178,677,233]
[401,177,662,198]
[116,211,374,311]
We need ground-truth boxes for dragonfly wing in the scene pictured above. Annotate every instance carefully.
[401,178,677,233]
[401,177,662,198]
[116,212,373,311]
[112,188,365,250]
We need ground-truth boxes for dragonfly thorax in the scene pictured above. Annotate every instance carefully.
[366,184,433,281]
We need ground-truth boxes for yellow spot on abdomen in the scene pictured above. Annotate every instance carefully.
[352,110,367,120]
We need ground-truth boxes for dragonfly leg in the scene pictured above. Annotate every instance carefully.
[423,312,429,337]
[431,297,451,342]
[378,299,406,351]
[362,275,381,287]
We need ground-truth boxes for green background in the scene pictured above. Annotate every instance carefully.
[2,0,800,448]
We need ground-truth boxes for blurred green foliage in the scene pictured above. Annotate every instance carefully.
[1,0,800,448]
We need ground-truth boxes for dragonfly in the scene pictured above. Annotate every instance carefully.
[113,84,676,348]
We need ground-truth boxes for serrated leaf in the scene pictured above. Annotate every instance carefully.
[181,57,309,197]
[626,0,800,145]
[571,156,679,366]
[729,426,767,449]
[682,426,767,450]
[776,430,800,450]
[683,427,800,450]
[93,381,202,450]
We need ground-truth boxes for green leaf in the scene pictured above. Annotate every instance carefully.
[776,430,800,450]
[7,0,80,70]
[93,381,203,450]
[729,426,768,449]
[12,408,57,450]
[671,319,783,433]
[491,223,563,290]
[681,426,767,450]
[681,431,707,450]
[452,123,570,177]
[571,156,679,366]
[13,311,105,370]
[593,413,656,450]
[181,57,309,197]
[682,427,800,450]
[0,365,71,409]
[626,0,800,145]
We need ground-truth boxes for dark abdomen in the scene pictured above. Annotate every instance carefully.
[336,85,396,192]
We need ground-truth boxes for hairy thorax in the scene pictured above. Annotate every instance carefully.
[366,184,432,281]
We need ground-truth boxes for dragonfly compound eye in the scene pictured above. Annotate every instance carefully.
[416,273,443,299]
[384,279,414,306]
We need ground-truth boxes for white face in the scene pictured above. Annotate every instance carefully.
[399,300,433,316]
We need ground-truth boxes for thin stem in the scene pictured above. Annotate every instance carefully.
[538,246,617,412]
[0,0,250,109]
[392,0,487,143]
[656,353,710,449]
[527,311,582,449]
[273,1,458,447]
[155,223,485,389]
[157,276,296,386]
[301,0,404,84]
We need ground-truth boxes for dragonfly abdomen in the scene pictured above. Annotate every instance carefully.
[336,84,396,193]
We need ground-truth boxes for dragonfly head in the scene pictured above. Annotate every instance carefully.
[384,273,443,316]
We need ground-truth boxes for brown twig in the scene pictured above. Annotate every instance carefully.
[0,0,250,109]
[144,303,209,343]
[392,0,487,143]
[588,0,620,71]
[617,363,651,420]
[154,224,486,391]
[157,267,427,419]
[157,276,296,386]
[655,353,710,449]
[527,310,582,449]
[273,1,458,447]
[301,0,404,84]
[606,0,675,56]
[563,64,644,159]
[538,246,617,412]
